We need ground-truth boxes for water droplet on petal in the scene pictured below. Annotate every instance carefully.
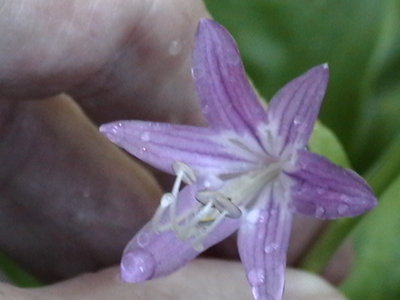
[251,286,260,300]
[191,67,205,80]
[268,208,278,216]
[257,213,267,224]
[193,242,204,252]
[264,243,279,254]
[140,132,150,142]
[246,209,260,224]
[225,48,241,66]
[141,147,147,153]
[315,206,325,218]
[337,203,349,215]
[137,232,150,247]
[168,40,182,56]
[204,180,211,188]
[293,117,302,126]
[120,249,155,282]
[100,122,124,144]
[248,269,265,285]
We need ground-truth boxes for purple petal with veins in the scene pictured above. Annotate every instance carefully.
[193,19,267,136]
[287,150,377,219]
[238,183,293,300]
[121,185,240,282]
[100,120,264,177]
[263,65,329,154]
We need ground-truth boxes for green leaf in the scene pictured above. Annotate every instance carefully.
[348,0,400,171]
[309,121,351,168]
[357,86,400,175]
[0,251,42,287]
[341,174,400,299]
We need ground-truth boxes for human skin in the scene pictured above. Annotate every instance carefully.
[0,260,344,300]
[0,0,345,298]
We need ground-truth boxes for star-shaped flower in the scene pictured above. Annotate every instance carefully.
[100,19,376,300]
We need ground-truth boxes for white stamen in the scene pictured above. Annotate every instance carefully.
[151,159,287,252]
[152,193,175,231]
[173,190,243,250]
[177,201,214,240]
[161,193,174,207]
[191,211,227,251]
[172,161,196,185]
[217,163,281,209]
[169,162,197,230]
[196,190,242,219]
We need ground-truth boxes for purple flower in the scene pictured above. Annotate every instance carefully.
[100,19,376,300]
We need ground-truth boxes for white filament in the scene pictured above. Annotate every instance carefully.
[152,160,284,251]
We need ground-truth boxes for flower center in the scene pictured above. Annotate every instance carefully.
[151,160,284,251]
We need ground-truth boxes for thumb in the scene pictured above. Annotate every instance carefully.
[3,259,346,300]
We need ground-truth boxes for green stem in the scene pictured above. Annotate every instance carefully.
[300,132,400,273]
[0,251,42,287]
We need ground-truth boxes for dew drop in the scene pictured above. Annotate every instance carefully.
[100,122,124,144]
[293,117,302,126]
[246,209,260,224]
[110,122,124,135]
[137,232,150,247]
[168,40,182,56]
[251,286,260,300]
[225,48,241,66]
[337,203,349,215]
[191,67,205,80]
[268,208,278,216]
[257,213,267,224]
[202,104,210,114]
[120,249,155,282]
[248,269,265,285]
[193,242,205,252]
[141,147,147,153]
[264,243,279,254]
[140,132,150,142]
[315,206,325,218]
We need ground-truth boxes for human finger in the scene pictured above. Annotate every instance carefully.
[21,260,346,300]
[0,94,161,281]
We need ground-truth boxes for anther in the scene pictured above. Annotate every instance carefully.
[196,191,242,219]
[172,161,196,184]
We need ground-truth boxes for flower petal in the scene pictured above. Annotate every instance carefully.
[287,150,377,219]
[192,19,267,135]
[100,120,262,177]
[120,185,240,282]
[263,65,329,154]
[238,184,293,300]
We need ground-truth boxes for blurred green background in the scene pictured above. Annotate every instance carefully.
[205,0,400,299]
